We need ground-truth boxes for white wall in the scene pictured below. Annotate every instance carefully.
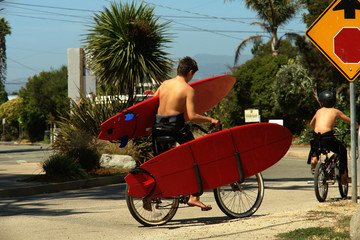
[67,48,96,101]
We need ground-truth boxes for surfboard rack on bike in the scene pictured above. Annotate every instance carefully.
[125,123,292,226]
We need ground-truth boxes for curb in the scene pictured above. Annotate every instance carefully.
[285,152,309,158]
[0,175,125,198]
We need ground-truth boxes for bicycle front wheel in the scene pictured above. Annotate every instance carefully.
[213,173,264,218]
[314,162,328,202]
[125,184,179,226]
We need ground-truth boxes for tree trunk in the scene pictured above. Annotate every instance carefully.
[271,29,279,56]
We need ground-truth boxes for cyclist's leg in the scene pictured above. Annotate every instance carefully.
[327,139,351,183]
[308,135,319,172]
[152,123,177,156]
[187,195,212,211]
[174,124,195,144]
[174,124,213,211]
[338,143,348,174]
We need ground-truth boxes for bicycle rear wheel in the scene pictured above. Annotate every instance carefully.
[125,184,179,226]
[338,155,349,199]
[314,162,328,202]
[213,173,264,218]
[337,177,349,199]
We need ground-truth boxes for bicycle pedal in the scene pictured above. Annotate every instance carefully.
[179,195,189,204]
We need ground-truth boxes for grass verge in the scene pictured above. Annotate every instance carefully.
[276,202,355,240]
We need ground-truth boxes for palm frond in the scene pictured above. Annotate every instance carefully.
[82,1,172,103]
[234,35,264,64]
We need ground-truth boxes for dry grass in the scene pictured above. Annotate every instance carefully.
[276,201,357,240]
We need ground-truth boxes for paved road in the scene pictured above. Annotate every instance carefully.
[0,144,52,165]
[1,153,345,240]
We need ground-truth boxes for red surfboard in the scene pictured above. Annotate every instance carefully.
[98,75,235,146]
[125,123,292,198]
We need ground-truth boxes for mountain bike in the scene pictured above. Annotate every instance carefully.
[126,124,265,226]
[313,130,350,202]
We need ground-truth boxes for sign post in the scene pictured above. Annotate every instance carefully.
[306,0,360,202]
[350,81,357,203]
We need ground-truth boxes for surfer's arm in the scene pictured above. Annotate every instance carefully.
[186,88,219,128]
[337,109,358,128]
[310,114,316,130]
[154,88,160,96]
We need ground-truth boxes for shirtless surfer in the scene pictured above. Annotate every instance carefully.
[309,90,356,184]
[149,56,219,211]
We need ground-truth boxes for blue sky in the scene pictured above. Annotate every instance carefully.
[1,0,307,93]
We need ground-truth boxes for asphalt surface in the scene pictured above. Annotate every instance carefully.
[0,142,311,198]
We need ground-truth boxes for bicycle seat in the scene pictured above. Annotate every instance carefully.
[315,148,330,155]
[155,135,176,144]
[153,135,176,156]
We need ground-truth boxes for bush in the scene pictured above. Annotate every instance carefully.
[67,147,101,172]
[53,94,148,165]
[42,153,88,180]
[132,135,154,164]
[97,139,138,155]
[0,97,24,141]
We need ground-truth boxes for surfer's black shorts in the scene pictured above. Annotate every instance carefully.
[308,131,347,174]
[152,113,194,155]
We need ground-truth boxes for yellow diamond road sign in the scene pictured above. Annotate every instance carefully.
[306,0,360,81]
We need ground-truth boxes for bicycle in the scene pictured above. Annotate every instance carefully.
[313,129,350,202]
[126,124,265,226]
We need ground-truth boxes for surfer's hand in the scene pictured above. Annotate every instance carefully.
[211,119,220,129]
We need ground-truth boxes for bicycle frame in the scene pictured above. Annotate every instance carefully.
[318,153,338,185]
[313,130,350,202]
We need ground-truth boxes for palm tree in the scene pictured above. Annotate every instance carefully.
[225,0,301,64]
[0,17,11,85]
[83,1,172,105]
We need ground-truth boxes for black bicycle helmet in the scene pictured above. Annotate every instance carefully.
[319,90,336,107]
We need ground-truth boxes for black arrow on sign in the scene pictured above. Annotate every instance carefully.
[333,0,360,19]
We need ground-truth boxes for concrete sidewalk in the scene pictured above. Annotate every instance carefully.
[0,145,310,198]
[285,145,310,158]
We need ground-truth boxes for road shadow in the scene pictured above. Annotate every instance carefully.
[151,213,266,230]
[263,177,314,190]
[0,198,90,217]
[0,148,51,154]
[0,184,127,217]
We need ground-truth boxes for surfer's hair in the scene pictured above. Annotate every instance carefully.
[177,56,198,76]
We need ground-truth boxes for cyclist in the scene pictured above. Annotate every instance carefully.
[144,56,219,212]
[308,90,356,184]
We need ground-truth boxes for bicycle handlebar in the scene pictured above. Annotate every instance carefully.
[191,123,222,134]
[333,128,350,137]
[333,129,350,144]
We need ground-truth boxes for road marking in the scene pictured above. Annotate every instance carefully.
[16,160,27,164]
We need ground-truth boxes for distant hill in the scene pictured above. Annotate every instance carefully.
[190,54,252,81]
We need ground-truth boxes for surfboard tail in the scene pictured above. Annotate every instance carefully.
[125,170,156,198]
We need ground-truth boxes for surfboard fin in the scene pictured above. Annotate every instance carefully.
[119,135,129,148]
